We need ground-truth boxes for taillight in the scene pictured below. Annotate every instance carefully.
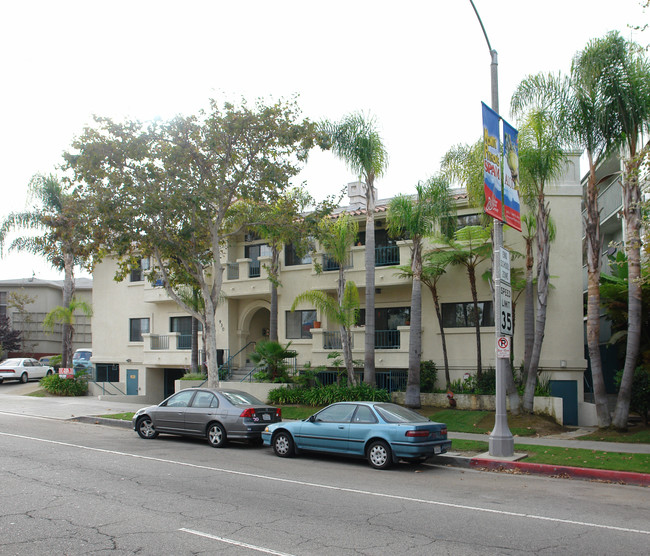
[275,408,282,419]
[405,430,430,437]
[441,427,447,437]
[240,408,255,418]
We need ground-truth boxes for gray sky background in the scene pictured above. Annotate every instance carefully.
[0,0,647,280]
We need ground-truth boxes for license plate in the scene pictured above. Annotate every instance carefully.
[262,414,271,421]
[434,445,442,454]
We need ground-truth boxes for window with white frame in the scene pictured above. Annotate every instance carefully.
[129,318,150,342]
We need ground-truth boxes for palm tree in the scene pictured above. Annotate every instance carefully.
[443,225,493,379]
[320,113,388,386]
[509,54,615,426]
[582,32,650,430]
[0,174,90,367]
[43,298,93,368]
[387,176,454,408]
[292,215,360,385]
[506,105,566,413]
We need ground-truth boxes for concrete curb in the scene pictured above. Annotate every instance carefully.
[470,458,650,487]
[70,416,132,429]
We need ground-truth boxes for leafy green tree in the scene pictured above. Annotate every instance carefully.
[0,174,91,367]
[67,98,315,387]
[320,113,388,386]
[387,176,454,408]
[292,214,360,385]
[442,225,493,379]
[0,315,22,358]
[43,298,93,364]
[253,188,334,342]
[7,291,36,355]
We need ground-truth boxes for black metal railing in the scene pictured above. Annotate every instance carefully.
[375,245,400,267]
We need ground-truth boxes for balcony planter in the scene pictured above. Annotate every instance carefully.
[313,321,321,329]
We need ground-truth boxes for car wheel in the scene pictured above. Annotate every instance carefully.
[46,369,53,376]
[136,416,159,439]
[272,431,295,458]
[367,440,392,470]
[20,372,28,383]
[207,423,227,448]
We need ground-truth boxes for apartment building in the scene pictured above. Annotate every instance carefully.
[0,277,92,359]
[90,156,590,421]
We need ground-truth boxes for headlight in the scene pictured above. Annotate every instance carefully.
[264,426,270,432]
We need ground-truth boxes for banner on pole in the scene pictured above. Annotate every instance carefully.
[482,102,502,222]
[502,119,522,231]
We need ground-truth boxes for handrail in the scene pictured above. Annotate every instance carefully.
[91,381,127,396]
[240,366,263,382]
[220,342,256,380]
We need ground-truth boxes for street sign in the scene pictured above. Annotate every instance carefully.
[498,283,513,336]
[496,336,510,358]
[58,368,74,380]
[499,247,510,283]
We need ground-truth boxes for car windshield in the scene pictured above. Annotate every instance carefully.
[73,352,91,361]
[221,391,264,406]
[374,404,429,423]
[0,359,21,367]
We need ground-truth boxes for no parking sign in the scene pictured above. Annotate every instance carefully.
[496,336,510,359]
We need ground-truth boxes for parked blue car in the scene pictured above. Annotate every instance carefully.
[262,402,451,470]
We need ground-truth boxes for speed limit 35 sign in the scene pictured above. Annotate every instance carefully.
[498,283,513,336]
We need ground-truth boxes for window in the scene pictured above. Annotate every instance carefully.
[170,316,202,334]
[442,301,494,328]
[286,310,317,339]
[456,213,482,230]
[357,307,410,329]
[315,404,356,423]
[130,261,143,282]
[129,318,150,342]
[245,243,272,278]
[0,291,6,318]
[191,391,218,408]
[285,243,312,266]
[164,390,195,408]
[352,405,377,424]
[95,363,119,382]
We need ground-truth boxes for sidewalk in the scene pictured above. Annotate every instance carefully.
[1,387,648,486]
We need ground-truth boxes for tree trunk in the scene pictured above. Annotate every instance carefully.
[61,251,75,368]
[191,316,199,374]
[613,157,643,430]
[585,156,610,428]
[431,286,450,387]
[204,294,219,389]
[269,246,280,342]
[468,267,482,379]
[405,241,422,408]
[337,266,356,386]
[507,301,521,415]
[523,198,551,413]
[524,235,535,380]
[364,183,376,385]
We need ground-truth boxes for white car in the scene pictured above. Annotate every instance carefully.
[0,358,54,383]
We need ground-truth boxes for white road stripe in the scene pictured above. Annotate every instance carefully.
[180,528,295,555]
[1,431,648,537]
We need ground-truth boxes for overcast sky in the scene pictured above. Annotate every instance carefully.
[0,0,647,281]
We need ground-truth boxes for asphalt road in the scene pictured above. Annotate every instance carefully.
[1,412,648,555]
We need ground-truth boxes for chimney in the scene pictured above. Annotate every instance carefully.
[347,181,377,208]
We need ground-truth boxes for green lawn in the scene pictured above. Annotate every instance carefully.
[425,409,551,437]
[449,439,650,474]
[578,427,650,444]
[100,412,134,420]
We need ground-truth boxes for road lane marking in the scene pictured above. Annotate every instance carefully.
[180,528,295,555]
[1,431,648,537]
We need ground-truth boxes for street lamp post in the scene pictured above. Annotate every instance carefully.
[469,0,514,457]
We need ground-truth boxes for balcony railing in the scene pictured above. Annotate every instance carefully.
[150,335,169,350]
[177,334,192,350]
[227,263,239,280]
[375,245,399,267]
[322,331,355,350]
[375,329,400,349]
[249,260,261,278]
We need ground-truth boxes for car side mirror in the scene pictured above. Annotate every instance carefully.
[308,415,315,423]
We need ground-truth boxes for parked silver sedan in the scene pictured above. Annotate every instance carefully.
[0,358,54,383]
[132,388,282,448]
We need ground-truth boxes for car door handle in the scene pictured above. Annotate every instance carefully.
[338,426,345,429]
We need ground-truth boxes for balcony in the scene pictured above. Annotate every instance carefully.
[141,332,203,366]
[222,256,272,297]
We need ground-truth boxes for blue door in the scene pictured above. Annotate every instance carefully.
[126,369,139,395]
[549,380,578,426]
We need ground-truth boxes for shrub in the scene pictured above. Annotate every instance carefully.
[180,372,207,381]
[267,383,390,406]
[476,367,496,395]
[40,374,88,396]
[420,360,438,393]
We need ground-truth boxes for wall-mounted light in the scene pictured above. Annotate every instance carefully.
[560,360,567,368]
[126,358,132,363]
